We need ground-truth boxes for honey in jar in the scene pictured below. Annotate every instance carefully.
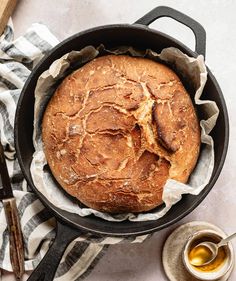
[188,240,227,272]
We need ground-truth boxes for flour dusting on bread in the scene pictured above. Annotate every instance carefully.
[42,55,200,213]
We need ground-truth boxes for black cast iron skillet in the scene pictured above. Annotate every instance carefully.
[14,6,229,281]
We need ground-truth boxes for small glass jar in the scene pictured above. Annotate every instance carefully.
[182,229,234,280]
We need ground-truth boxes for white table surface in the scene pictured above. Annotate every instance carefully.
[1,0,236,280]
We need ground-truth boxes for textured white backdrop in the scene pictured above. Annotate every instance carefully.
[2,0,236,280]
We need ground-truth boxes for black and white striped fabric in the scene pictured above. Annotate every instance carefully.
[0,21,149,280]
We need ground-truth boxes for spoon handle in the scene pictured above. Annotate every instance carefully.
[218,232,236,247]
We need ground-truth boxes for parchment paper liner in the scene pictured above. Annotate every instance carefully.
[31,45,219,221]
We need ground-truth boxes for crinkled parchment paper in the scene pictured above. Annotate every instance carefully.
[30,45,219,222]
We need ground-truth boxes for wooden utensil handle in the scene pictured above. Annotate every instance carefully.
[0,0,17,35]
[3,198,24,280]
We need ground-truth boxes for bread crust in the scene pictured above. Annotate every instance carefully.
[42,55,200,213]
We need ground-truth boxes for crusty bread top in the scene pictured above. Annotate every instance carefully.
[42,55,200,213]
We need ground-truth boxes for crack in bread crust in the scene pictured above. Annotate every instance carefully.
[42,55,200,213]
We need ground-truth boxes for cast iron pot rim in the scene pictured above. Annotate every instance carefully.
[15,23,229,236]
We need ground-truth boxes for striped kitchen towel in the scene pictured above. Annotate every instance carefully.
[0,20,149,281]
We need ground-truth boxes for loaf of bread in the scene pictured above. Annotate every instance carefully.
[42,55,200,213]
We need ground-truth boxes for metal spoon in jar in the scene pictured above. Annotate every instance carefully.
[189,232,236,267]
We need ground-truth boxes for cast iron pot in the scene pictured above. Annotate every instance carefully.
[15,6,229,281]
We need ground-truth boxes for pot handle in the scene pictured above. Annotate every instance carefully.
[134,6,206,58]
[27,220,82,281]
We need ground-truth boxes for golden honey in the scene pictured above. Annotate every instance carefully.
[188,242,227,272]
[189,245,213,266]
